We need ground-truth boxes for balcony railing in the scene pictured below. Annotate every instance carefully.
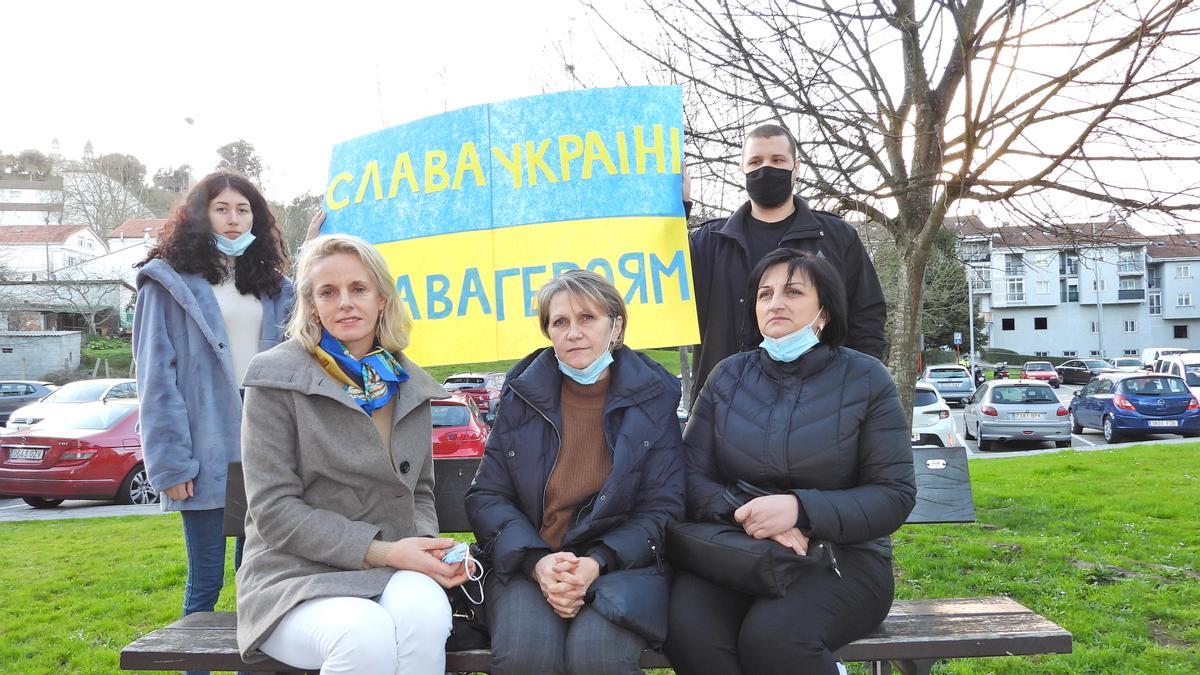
[1118,261,1145,274]
[1118,289,1146,300]
[973,279,992,291]
[1005,294,1026,304]
[963,251,991,262]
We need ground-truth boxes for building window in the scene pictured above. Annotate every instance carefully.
[1060,252,1078,276]
[1119,278,1140,291]
[65,255,77,266]
[1002,318,1015,331]
[1124,349,1138,356]
[1005,254,1024,277]
[1150,293,1162,316]
[1124,320,1136,333]
[1035,317,1048,330]
[961,242,989,262]
[1036,280,1050,294]
[1034,351,1048,357]
[1092,279,1107,292]
[1062,350,1077,357]
[1178,264,1192,279]
[1149,266,1162,288]
[1090,321,1098,334]
[1090,350,1101,357]
[1060,279,1079,302]
[1179,293,1193,307]
[1176,325,1189,339]
[1006,278,1025,303]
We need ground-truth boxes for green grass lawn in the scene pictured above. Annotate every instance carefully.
[2,444,1197,673]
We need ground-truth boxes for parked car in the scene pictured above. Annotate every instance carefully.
[5,378,137,431]
[911,382,955,447]
[962,380,1072,451]
[1107,357,1144,372]
[0,400,156,508]
[0,381,56,426]
[1068,373,1200,443]
[1140,346,1186,369]
[1055,359,1109,385]
[1149,352,1200,399]
[1020,361,1061,388]
[442,372,505,422]
[920,365,974,405]
[431,395,490,459]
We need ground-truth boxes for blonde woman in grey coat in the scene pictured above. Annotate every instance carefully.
[236,234,468,674]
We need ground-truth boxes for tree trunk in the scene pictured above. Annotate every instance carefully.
[886,239,930,428]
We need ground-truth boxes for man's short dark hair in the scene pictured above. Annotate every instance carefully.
[746,124,798,157]
[747,247,848,348]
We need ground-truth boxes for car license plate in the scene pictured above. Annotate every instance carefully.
[1012,412,1042,420]
[1149,420,1179,428]
[8,447,44,460]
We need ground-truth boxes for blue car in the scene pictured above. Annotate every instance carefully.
[1068,373,1200,443]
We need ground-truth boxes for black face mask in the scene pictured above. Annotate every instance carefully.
[744,165,794,208]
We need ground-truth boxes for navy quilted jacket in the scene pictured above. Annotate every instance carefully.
[466,346,685,644]
[683,343,915,556]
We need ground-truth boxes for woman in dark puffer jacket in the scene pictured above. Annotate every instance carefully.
[665,248,916,675]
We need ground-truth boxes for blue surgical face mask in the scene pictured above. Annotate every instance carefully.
[760,313,822,362]
[212,230,256,256]
[557,317,619,385]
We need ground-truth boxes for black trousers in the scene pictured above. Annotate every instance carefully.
[664,546,893,675]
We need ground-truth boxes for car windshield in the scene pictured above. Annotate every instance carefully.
[444,377,485,390]
[431,404,471,428]
[50,404,136,430]
[927,369,968,379]
[991,385,1057,404]
[1024,363,1053,371]
[1121,376,1189,395]
[913,390,940,406]
[41,381,110,403]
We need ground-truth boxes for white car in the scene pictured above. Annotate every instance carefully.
[912,382,956,447]
[5,378,137,430]
[1150,352,1200,400]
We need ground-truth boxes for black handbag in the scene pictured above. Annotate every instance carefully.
[445,544,491,651]
[665,482,834,598]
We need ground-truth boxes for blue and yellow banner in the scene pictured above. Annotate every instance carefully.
[323,86,697,365]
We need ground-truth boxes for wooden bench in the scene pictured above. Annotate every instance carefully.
[122,447,1072,674]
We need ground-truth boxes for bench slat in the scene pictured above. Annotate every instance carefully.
[120,597,1071,672]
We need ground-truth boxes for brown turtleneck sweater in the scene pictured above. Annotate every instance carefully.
[539,376,612,548]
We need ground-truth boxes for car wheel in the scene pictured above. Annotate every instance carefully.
[1070,411,1084,434]
[117,464,159,505]
[1102,416,1122,444]
[22,497,64,509]
[978,433,993,451]
[963,421,976,440]
[1055,440,1071,448]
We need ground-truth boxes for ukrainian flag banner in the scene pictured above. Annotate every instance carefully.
[322,86,697,365]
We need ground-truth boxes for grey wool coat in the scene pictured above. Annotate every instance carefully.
[133,258,293,511]
[234,338,449,661]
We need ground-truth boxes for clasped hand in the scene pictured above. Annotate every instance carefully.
[385,537,471,588]
[533,552,600,619]
[734,494,809,555]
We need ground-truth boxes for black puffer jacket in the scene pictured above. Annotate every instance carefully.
[688,197,886,402]
[683,344,915,557]
[466,346,685,644]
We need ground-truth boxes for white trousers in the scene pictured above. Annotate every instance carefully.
[260,570,452,675]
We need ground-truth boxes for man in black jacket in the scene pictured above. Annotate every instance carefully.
[687,124,886,402]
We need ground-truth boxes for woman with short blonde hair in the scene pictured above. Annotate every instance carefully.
[236,232,466,673]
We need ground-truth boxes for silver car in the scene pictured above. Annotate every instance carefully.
[920,365,974,406]
[962,380,1071,451]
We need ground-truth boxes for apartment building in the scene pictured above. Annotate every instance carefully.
[0,175,63,226]
[953,217,1200,358]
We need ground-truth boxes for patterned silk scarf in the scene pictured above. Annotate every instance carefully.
[313,329,409,415]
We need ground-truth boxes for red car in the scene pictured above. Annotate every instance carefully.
[1020,361,1061,388]
[442,372,505,422]
[431,396,490,458]
[0,401,157,508]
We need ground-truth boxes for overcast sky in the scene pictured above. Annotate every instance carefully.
[2,0,614,199]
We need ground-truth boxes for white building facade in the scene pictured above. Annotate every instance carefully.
[0,176,64,226]
[956,219,1200,359]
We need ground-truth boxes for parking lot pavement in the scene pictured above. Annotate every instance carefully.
[0,497,164,523]
[949,383,1193,457]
